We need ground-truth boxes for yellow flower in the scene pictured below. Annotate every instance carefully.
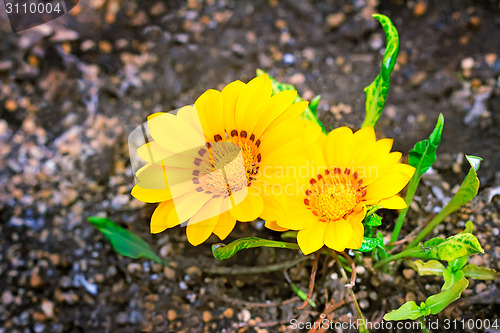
[275,126,415,255]
[131,74,310,246]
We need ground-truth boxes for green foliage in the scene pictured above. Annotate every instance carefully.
[405,233,484,262]
[383,301,423,321]
[384,278,469,321]
[408,113,444,175]
[364,212,382,227]
[88,216,167,265]
[358,233,384,253]
[391,114,444,245]
[408,259,445,276]
[462,264,499,280]
[408,155,482,247]
[256,69,326,132]
[362,14,399,128]
[212,237,299,260]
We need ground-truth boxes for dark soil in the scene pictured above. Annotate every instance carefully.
[1,0,499,332]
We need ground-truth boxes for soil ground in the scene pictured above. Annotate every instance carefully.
[1,0,499,332]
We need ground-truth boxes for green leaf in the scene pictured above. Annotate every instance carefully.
[408,259,445,276]
[425,278,469,314]
[88,216,167,265]
[364,212,382,227]
[408,113,444,176]
[408,155,481,247]
[358,235,384,252]
[391,114,444,247]
[362,14,399,128]
[460,220,474,234]
[408,233,484,262]
[383,301,423,321]
[212,237,300,260]
[449,256,469,272]
[256,69,326,132]
[442,268,465,291]
[463,264,499,280]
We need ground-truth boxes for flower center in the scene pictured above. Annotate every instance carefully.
[304,167,366,222]
[191,131,261,197]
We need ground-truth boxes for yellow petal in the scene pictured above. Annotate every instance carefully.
[256,183,288,221]
[131,185,172,203]
[252,89,297,138]
[277,207,318,230]
[222,80,246,133]
[355,151,402,186]
[148,112,205,154]
[297,220,327,255]
[351,127,377,166]
[213,211,237,240]
[229,186,264,222]
[324,219,352,252]
[189,196,224,224]
[379,195,407,209]
[172,190,213,222]
[235,74,272,134]
[137,141,170,163]
[345,215,364,249]
[324,127,354,169]
[365,171,412,201]
[258,120,305,163]
[265,220,289,232]
[195,89,225,141]
[151,200,179,233]
[262,101,309,134]
[186,215,218,246]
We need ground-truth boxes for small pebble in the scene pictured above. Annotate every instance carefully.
[167,309,177,321]
[403,268,416,280]
[223,308,234,318]
[202,311,212,322]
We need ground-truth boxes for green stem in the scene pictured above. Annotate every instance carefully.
[390,174,421,248]
[419,317,430,333]
[372,246,421,270]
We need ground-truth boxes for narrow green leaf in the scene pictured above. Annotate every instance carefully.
[425,278,469,314]
[383,301,423,321]
[407,233,484,262]
[256,69,326,132]
[408,113,444,176]
[408,155,481,247]
[88,216,167,265]
[362,14,399,128]
[212,237,299,260]
[407,259,445,276]
[463,264,499,280]
[391,114,444,246]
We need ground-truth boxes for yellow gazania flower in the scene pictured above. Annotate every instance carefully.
[274,126,415,255]
[131,74,310,246]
